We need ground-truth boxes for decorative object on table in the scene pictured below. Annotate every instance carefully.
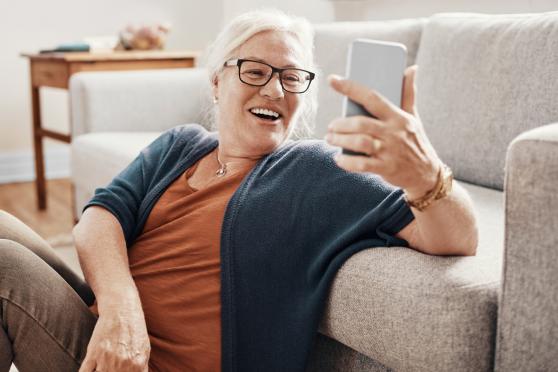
[116,23,172,50]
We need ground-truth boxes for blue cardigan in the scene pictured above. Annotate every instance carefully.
[85,124,415,372]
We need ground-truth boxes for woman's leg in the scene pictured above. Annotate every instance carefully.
[0,210,94,306]
[0,211,97,371]
[0,239,97,372]
[0,319,12,372]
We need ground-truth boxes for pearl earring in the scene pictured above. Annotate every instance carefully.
[213,96,218,104]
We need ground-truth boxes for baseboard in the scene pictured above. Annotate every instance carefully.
[0,146,70,184]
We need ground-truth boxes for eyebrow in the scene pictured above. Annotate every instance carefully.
[243,56,299,69]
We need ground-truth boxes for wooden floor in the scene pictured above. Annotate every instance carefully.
[0,178,74,240]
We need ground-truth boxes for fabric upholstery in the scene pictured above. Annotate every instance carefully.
[313,19,425,138]
[69,68,212,136]
[317,181,502,372]
[415,12,558,190]
[307,334,391,372]
[70,132,160,218]
[496,123,558,371]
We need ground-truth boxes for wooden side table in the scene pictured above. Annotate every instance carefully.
[21,50,199,210]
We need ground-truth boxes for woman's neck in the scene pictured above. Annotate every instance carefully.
[212,147,260,177]
[216,145,264,168]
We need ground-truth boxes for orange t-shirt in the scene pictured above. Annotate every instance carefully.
[92,150,254,371]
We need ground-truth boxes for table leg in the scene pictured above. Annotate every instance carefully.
[31,85,47,210]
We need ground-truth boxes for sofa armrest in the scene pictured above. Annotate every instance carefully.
[69,68,212,136]
[496,123,558,371]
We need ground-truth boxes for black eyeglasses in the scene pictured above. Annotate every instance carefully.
[223,58,315,94]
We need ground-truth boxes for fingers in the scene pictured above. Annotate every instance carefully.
[327,116,385,156]
[334,153,386,174]
[401,65,418,115]
[328,115,385,136]
[79,338,148,372]
[328,74,396,120]
[326,132,382,156]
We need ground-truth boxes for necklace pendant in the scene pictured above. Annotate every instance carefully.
[216,166,227,177]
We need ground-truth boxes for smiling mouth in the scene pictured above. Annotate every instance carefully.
[249,108,282,122]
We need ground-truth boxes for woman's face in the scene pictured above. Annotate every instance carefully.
[213,30,307,157]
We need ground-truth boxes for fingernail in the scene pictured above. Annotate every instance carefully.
[327,74,343,84]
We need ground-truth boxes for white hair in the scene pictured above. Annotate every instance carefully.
[200,8,318,139]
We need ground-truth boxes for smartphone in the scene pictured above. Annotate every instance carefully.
[341,39,407,155]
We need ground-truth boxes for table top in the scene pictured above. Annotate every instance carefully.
[20,50,200,62]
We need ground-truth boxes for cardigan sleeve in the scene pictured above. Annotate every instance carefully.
[83,128,177,246]
[344,171,416,248]
[372,187,415,247]
[296,140,415,247]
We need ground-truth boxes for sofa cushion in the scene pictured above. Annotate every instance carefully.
[307,333,391,372]
[318,181,503,372]
[71,132,161,217]
[70,68,213,136]
[416,12,558,190]
[313,19,425,139]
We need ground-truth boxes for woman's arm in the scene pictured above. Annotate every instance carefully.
[73,206,150,372]
[395,181,478,256]
[326,66,478,256]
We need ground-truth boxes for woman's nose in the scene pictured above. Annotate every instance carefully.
[260,73,284,99]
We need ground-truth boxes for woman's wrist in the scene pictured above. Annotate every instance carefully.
[404,162,454,212]
[403,161,441,200]
[96,286,143,313]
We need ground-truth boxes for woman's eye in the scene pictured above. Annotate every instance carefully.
[244,69,265,76]
[283,74,301,82]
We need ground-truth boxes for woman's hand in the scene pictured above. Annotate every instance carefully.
[325,66,441,200]
[79,298,150,372]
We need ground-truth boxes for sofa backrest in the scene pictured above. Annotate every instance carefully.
[312,19,425,139]
[70,68,213,136]
[416,12,558,190]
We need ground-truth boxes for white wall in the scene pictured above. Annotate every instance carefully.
[223,0,336,24]
[0,0,222,182]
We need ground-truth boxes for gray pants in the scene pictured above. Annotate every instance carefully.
[0,211,97,372]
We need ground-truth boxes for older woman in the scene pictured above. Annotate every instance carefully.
[0,8,477,372]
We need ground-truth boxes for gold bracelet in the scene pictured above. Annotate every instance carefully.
[404,163,453,212]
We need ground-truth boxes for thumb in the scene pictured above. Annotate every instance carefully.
[401,65,418,115]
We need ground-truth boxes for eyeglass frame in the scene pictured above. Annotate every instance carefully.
[223,58,316,94]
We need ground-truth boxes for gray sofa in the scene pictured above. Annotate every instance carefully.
[69,12,558,372]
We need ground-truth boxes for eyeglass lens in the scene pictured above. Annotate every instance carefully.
[239,60,311,93]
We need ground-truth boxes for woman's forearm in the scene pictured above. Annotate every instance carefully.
[408,181,478,256]
[73,206,142,312]
[73,206,150,371]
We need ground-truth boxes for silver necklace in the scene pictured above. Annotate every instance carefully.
[215,151,227,177]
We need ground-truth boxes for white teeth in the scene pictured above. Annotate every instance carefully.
[250,107,280,118]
